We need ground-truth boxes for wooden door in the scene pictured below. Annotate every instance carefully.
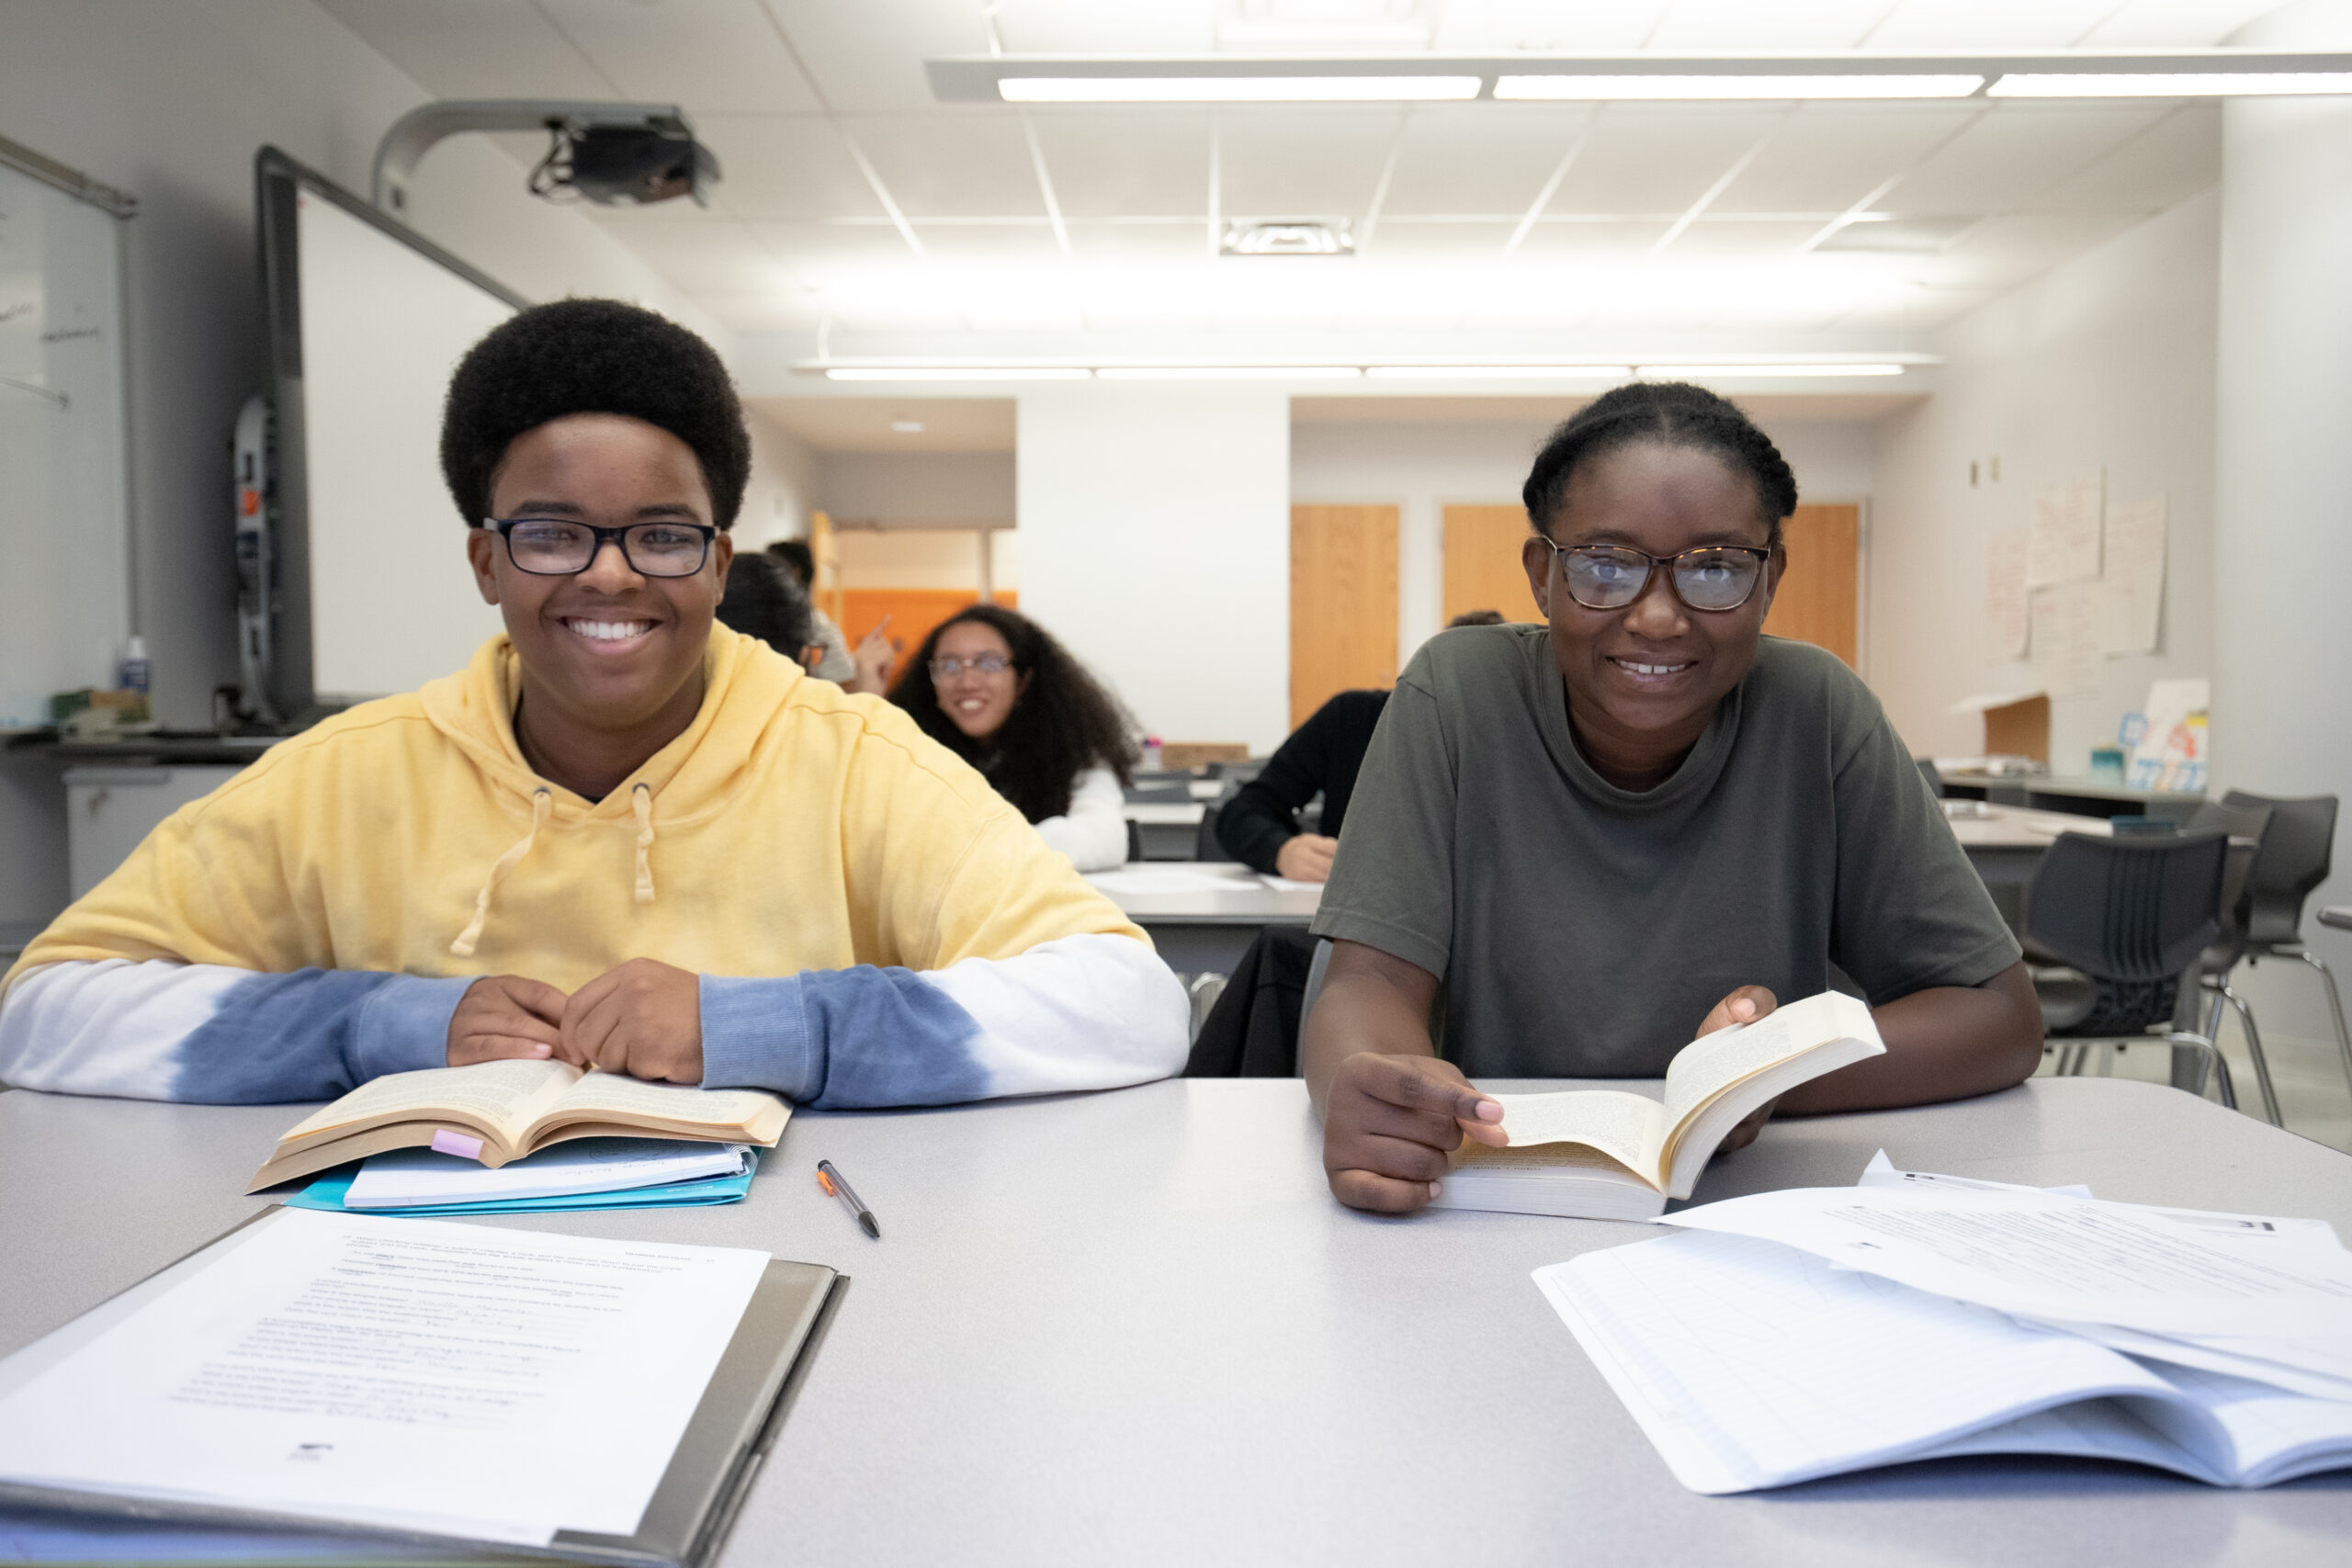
[808,510,843,626]
[1762,502,1860,668]
[1290,505,1398,729]
[1442,503,1541,624]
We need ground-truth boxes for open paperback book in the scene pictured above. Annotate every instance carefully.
[1430,989,1884,1220]
[1535,1227,2352,1494]
[248,1057,788,1190]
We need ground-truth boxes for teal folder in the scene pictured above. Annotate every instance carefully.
[287,1150,759,1216]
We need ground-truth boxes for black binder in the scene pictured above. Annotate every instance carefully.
[0,1208,845,1567]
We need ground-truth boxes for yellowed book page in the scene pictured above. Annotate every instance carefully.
[1452,1140,1645,1180]
[1661,992,1873,1137]
[275,1059,582,1154]
[1487,1089,1668,1186]
[530,1070,790,1147]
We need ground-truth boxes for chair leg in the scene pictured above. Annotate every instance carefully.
[2219,986,2282,1127]
[2165,1031,2236,1111]
[2292,949,2352,1105]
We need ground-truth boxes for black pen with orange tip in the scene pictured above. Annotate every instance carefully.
[816,1158,880,1239]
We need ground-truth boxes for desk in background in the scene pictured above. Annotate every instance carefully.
[2,1078,2346,1565]
[1085,863,1318,974]
[1944,802,2115,930]
[1939,771,2205,823]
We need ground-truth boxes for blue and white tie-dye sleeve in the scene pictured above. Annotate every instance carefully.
[698,931,1187,1108]
[0,960,463,1101]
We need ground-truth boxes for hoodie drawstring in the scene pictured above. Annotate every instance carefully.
[449,787,552,957]
[631,783,657,904]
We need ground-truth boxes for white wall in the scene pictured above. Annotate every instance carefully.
[1292,412,1883,671]
[0,0,763,925]
[740,410,819,550]
[1867,192,2221,768]
[834,530,991,590]
[1019,385,1289,752]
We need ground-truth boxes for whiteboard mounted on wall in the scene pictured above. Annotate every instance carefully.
[256,148,527,720]
[0,136,133,730]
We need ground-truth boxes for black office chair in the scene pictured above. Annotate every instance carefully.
[1125,818,1144,864]
[2022,829,2237,1108]
[1183,925,1320,1077]
[2221,790,2352,1104]
[1193,801,1225,862]
[2183,798,2280,1124]
[1916,757,1945,799]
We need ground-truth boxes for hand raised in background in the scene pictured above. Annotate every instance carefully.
[447,974,569,1066]
[845,614,897,696]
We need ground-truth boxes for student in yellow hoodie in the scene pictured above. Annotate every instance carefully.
[0,300,1189,1105]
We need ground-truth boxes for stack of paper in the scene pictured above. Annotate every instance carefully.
[288,1136,757,1217]
[1535,1158,2352,1493]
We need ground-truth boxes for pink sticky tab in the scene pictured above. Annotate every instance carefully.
[430,1128,485,1161]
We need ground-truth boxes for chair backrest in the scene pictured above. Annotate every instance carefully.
[1915,756,1944,799]
[2222,790,2338,945]
[1125,818,1143,864]
[1193,802,1224,862]
[2186,798,2273,962]
[2021,829,2228,983]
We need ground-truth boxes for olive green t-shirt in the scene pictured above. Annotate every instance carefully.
[1310,626,2020,1077]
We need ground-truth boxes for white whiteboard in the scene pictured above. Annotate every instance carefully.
[0,152,130,728]
[296,188,516,703]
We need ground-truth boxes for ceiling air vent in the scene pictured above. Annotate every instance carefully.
[1222,219,1354,257]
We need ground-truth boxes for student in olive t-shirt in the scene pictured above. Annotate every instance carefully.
[1303,382,2042,1215]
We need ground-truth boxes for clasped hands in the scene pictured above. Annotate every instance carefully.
[1321,985,1781,1214]
[446,959,703,1083]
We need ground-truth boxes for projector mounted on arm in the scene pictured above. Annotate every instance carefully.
[371,101,720,214]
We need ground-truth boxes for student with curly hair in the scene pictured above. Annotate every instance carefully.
[890,605,1138,872]
[1306,381,2041,1213]
[2,299,1187,1109]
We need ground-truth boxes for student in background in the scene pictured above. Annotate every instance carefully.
[0,299,1187,1107]
[1305,382,2042,1213]
[1219,609,1510,882]
[717,553,821,671]
[764,539,894,694]
[891,605,1137,873]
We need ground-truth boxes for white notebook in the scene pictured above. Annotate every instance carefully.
[1535,1229,2352,1495]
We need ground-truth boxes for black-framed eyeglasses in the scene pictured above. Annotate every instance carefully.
[480,517,718,578]
[1537,536,1772,613]
[930,653,1017,680]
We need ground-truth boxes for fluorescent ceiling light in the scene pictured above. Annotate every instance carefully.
[1498,73,1983,100]
[1989,72,2352,97]
[1365,365,1631,379]
[998,75,1480,103]
[1096,366,1363,380]
[1637,363,1906,378]
[825,367,1091,381]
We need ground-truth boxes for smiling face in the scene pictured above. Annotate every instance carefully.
[465,412,733,777]
[932,618,1026,741]
[1519,439,1783,792]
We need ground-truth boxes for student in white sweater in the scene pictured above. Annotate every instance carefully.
[891,606,1138,872]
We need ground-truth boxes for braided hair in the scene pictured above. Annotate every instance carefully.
[890,604,1140,824]
[1521,382,1797,545]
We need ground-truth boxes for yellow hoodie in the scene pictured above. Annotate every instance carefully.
[0,628,1189,1106]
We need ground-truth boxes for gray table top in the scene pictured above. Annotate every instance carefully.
[4,1077,2349,1565]
[1085,863,1322,925]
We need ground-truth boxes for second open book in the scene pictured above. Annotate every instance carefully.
[1430,990,1884,1220]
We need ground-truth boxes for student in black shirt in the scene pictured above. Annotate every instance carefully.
[1218,612,1510,882]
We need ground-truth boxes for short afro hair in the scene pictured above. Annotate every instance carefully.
[440,298,752,529]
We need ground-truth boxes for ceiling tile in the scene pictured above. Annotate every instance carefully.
[694,116,882,220]
[1216,107,1410,218]
[2022,104,2222,215]
[746,220,922,289]
[1433,0,1669,50]
[1546,106,1788,216]
[1511,220,1679,260]
[989,0,1218,52]
[588,218,801,294]
[1379,105,1598,219]
[2077,0,2290,47]
[1666,220,1830,258]
[756,0,989,113]
[1645,0,1894,50]
[1864,0,2146,49]
[1712,103,1984,215]
[843,114,1046,218]
[317,0,616,97]
[537,0,822,114]
[1067,222,1213,265]
[1023,109,1213,219]
[1885,107,2168,215]
[697,290,827,333]
[911,224,1069,266]
[1361,220,1521,262]
[1911,212,2147,293]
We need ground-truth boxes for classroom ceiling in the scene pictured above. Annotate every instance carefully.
[316,1,2276,366]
